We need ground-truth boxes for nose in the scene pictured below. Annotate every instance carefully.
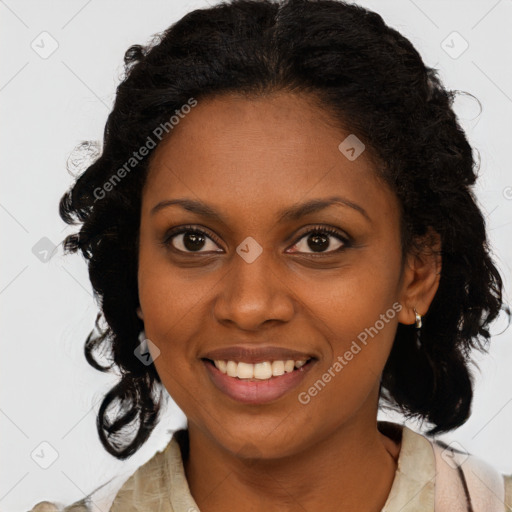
[213,248,295,330]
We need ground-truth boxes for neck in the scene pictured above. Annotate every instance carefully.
[183,417,401,512]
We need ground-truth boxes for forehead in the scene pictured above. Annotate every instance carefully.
[142,92,397,223]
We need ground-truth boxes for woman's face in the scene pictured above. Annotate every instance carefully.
[137,91,433,458]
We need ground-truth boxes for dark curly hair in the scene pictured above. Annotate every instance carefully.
[59,0,508,460]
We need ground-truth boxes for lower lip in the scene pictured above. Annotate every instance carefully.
[202,359,316,404]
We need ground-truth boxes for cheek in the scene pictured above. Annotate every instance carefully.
[137,254,217,389]
[305,254,400,346]
[298,261,400,405]
[139,275,203,361]
[137,245,213,337]
[296,314,397,435]
[139,268,208,413]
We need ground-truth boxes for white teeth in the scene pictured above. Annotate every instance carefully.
[212,358,310,379]
[237,362,253,379]
[254,362,273,379]
[271,360,285,376]
[284,360,295,373]
[226,360,238,377]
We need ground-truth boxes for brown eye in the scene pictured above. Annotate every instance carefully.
[163,226,223,254]
[287,227,350,255]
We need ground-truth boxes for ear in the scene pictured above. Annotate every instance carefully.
[136,306,144,320]
[397,227,442,326]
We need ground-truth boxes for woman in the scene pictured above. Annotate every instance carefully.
[30,0,511,510]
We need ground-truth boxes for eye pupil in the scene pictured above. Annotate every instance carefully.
[184,231,206,251]
[308,232,329,252]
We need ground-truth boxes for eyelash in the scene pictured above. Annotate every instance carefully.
[160,224,351,256]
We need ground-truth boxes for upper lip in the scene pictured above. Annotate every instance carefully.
[201,345,316,364]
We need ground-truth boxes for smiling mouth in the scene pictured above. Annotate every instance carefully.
[201,357,316,404]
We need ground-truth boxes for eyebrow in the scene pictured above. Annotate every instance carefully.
[150,195,371,224]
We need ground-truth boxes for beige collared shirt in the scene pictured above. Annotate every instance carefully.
[30,421,512,512]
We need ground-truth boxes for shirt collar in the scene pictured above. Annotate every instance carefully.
[111,421,436,512]
[380,421,436,511]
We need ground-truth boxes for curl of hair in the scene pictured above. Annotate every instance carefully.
[59,0,507,458]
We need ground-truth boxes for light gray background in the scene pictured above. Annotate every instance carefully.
[1,0,511,510]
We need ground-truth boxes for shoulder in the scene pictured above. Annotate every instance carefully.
[109,434,189,512]
[505,474,512,506]
[110,429,198,512]
[28,470,134,511]
[29,432,190,512]
[29,499,90,511]
[429,436,512,511]
[387,423,512,512]
[29,502,61,512]
[109,441,172,511]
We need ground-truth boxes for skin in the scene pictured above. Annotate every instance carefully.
[136,91,442,512]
